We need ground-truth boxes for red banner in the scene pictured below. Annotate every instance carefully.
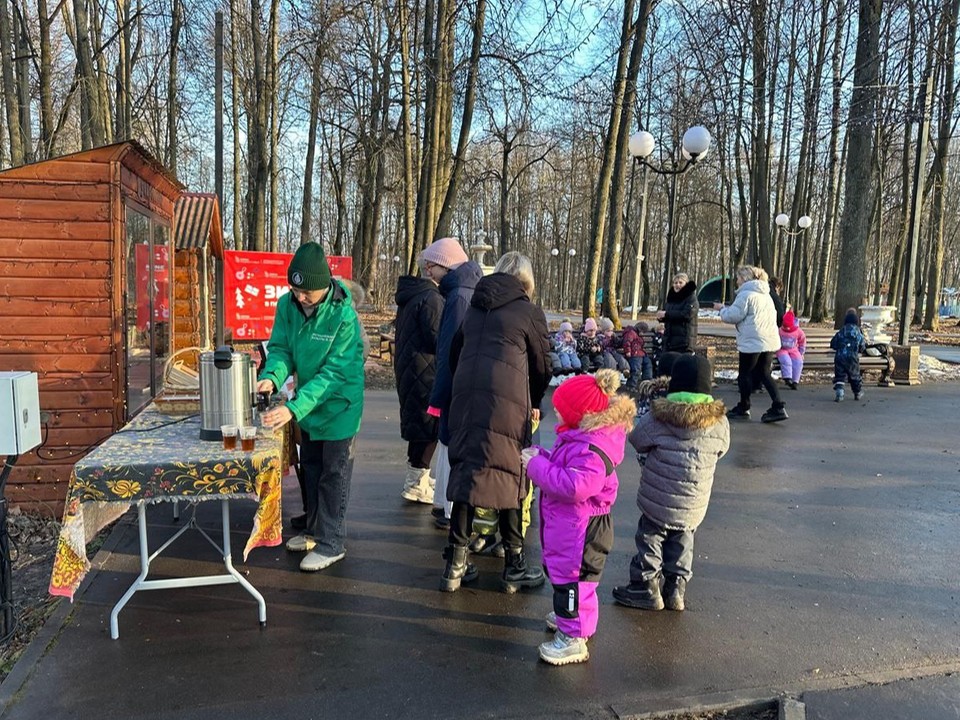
[135,243,170,330]
[223,250,353,341]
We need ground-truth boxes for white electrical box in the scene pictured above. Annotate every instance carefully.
[0,372,42,455]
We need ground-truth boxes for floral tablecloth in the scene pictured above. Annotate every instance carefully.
[49,405,284,601]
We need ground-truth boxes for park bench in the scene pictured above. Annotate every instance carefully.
[773,331,894,386]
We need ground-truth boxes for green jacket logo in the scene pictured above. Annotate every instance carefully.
[311,333,335,343]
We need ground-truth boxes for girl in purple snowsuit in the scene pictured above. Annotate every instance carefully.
[524,369,636,665]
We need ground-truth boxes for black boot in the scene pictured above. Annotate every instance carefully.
[440,545,478,592]
[760,401,788,423]
[501,549,545,594]
[611,578,664,610]
[662,576,687,611]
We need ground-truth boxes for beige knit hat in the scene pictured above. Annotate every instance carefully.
[420,237,469,270]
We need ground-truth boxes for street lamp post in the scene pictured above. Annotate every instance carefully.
[774,212,813,300]
[562,248,576,310]
[551,247,560,309]
[628,126,711,306]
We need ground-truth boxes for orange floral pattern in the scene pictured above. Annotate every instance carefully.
[49,407,284,601]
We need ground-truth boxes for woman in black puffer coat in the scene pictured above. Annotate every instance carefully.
[441,252,552,594]
[393,275,443,504]
[657,273,699,353]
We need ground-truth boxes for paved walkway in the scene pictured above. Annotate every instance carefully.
[2,385,960,719]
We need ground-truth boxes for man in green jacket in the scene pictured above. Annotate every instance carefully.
[258,242,366,572]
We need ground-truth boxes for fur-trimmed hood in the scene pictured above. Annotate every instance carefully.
[579,393,636,432]
[635,376,670,402]
[650,397,727,430]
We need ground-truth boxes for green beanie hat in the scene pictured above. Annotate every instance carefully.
[288,242,331,291]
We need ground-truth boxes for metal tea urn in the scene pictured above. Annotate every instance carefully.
[199,346,257,440]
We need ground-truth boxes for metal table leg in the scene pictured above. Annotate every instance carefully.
[109,499,267,640]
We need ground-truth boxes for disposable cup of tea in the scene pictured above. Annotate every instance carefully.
[239,426,257,452]
[221,425,238,450]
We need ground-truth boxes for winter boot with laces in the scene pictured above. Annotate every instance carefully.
[439,545,478,592]
[501,549,545,594]
[662,576,687,611]
[834,384,845,402]
[401,463,434,504]
[611,578,664,610]
[761,401,788,423]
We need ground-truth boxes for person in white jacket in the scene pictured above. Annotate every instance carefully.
[713,266,788,423]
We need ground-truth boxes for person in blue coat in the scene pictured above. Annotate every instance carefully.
[421,237,484,527]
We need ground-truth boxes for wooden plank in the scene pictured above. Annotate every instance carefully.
[0,161,110,183]
[39,389,117,409]
[0,222,112,243]
[0,353,111,373]
[35,426,113,447]
[0,259,110,279]
[41,409,114,429]
[0,198,111,222]
[0,277,110,298]
[38,373,113,390]
[0,181,109,202]
[0,336,114,354]
[0,296,111,316]
[2,316,113,335]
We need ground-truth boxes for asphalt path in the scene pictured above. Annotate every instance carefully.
[4,384,960,719]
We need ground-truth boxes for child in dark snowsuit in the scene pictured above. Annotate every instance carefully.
[830,308,866,402]
[612,355,729,612]
[523,369,636,666]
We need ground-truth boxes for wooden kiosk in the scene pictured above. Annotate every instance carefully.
[0,141,183,512]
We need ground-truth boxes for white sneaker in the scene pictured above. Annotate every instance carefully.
[285,534,316,552]
[545,611,557,632]
[300,550,346,572]
[401,464,434,504]
[538,630,589,666]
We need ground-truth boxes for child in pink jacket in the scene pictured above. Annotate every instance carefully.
[777,310,806,389]
[523,369,636,666]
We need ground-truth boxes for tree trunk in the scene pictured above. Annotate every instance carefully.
[750,0,773,272]
[166,0,181,173]
[434,0,486,238]
[36,0,54,157]
[398,0,416,271]
[810,0,847,322]
[832,0,881,327]
[300,45,324,248]
[267,0,279,251]
[0,0,24,163]
[230,0,242,248]
[602,0,652,327]
[583,0,637,320]
[922,0,958,330]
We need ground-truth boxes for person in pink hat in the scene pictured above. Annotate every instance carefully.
[576,317,603,373]
[420,237,484,529]
[776,310,806,390]
[524,369,636,665]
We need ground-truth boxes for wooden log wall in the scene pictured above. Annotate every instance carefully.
[0,174,116,514]
[173,249,203,360]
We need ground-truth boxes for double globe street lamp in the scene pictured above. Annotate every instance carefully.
[774,212,813,299]
[627,126,711,318]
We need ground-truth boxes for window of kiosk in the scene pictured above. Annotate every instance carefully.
[124,206,172,419]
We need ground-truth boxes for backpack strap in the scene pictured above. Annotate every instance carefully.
[587,444,615,476]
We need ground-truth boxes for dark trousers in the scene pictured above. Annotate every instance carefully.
[629,514,695,583]
[300,431,356,556]
[406,440,437,470]
[449,502,523,550]
[738,351,782,408]
[834,355,863,393]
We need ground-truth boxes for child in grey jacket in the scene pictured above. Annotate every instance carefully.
[612,355,730,612]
